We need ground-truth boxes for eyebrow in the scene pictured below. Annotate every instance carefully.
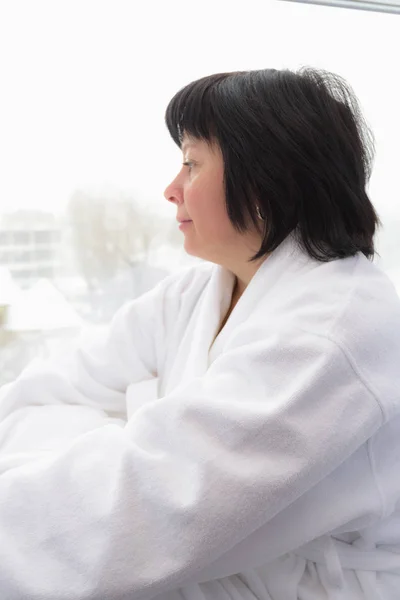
[181,141,196,152]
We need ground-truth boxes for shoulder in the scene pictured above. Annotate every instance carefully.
[270,251,400,339]
[117,260,214,317]
[276,253,400,419]
[114,260,215,337]
[331,256,400,418]
[162,260,214,299]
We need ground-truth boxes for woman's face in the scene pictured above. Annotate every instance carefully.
[164,134,261,267]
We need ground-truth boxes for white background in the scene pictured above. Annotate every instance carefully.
[0,0,398,253]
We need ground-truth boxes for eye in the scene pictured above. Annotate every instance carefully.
[182,161,194,173]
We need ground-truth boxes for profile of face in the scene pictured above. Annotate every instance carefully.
[163,134,262,270]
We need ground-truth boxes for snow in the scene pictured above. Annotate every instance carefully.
[5,279,83,332]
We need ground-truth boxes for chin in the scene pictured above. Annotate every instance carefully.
[183,240,205,261]
[183,244,218,266]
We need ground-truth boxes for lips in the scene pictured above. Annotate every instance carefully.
[177,218,192,223]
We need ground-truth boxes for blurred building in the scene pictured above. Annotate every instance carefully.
[0,211,64,288]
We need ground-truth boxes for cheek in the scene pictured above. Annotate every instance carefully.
[192,196,227,234]
[188,177,226,219]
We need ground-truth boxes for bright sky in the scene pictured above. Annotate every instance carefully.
[0,0,399,233]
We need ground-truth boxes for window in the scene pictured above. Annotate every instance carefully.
[36,267,55,279]
[13,231,31,246]
[33,249,53,262]
[0,1,399,384]
[34,231,53,245]
[0,232,11,245]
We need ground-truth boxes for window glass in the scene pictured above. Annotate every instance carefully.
[0,1,399,384]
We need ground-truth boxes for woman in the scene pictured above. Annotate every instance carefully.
[0,67,399,599]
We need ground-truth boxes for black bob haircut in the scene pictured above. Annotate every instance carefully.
[164,67,381,263]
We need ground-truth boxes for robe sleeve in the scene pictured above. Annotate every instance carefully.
[0,269,181,424]
[0,325,384,599]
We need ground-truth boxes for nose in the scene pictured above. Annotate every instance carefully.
[164,175,184,207]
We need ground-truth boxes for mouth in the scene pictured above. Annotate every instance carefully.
[179,220,193,229]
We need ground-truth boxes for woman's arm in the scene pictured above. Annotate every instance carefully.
[0,326,384,599]
[0,270,183,424]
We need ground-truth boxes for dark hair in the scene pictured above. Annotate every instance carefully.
[164,67,381,262]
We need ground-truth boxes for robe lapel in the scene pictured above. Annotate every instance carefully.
[163,232,309,396]
[163,264,236,395]
[208,233,307,355]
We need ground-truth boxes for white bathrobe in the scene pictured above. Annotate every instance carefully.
[0,232,399,600]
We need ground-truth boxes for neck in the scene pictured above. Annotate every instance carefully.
[231,255,268,298]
